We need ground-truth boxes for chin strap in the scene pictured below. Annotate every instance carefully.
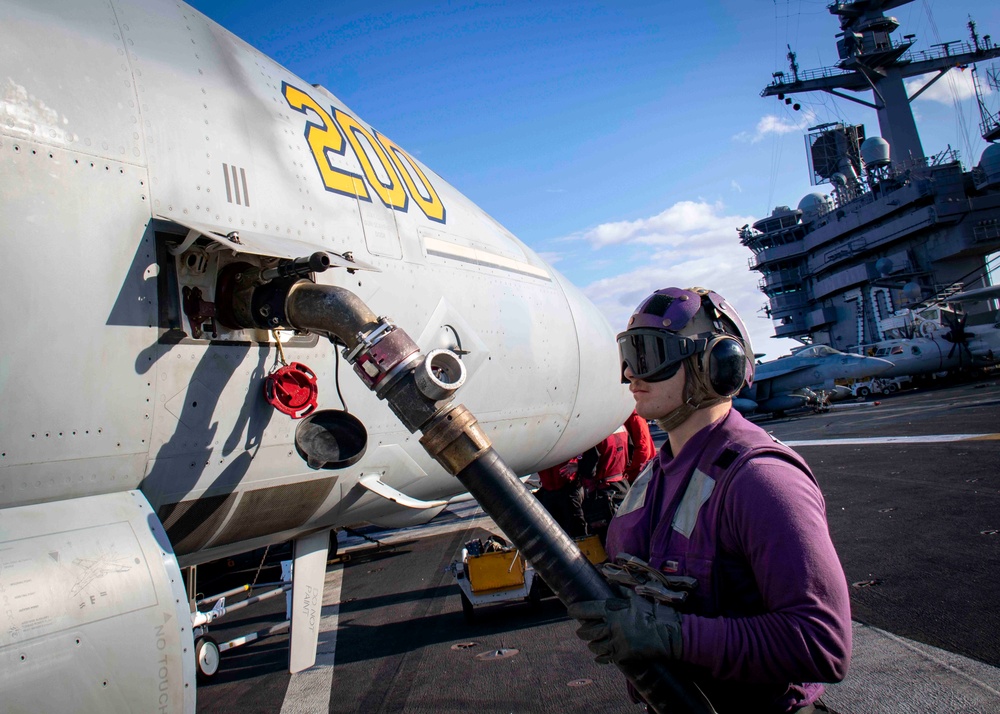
[656,404,696,433]
[655,355,728,433]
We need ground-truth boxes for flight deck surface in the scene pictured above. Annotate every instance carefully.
[196,379,1000,713]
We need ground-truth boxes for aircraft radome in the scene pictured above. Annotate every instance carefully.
[0,1,634,711]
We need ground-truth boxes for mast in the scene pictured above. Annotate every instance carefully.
[762,0,1000,165]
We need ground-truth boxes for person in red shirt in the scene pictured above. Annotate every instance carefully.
[535,457,587,537]
[623,410,655,484]
[578,426,629,544]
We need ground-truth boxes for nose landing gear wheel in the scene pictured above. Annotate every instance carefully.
[195,635,220,682]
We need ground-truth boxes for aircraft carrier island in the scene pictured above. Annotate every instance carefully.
[740,0,1000,356]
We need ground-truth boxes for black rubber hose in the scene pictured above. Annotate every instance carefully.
[456,448,715,714]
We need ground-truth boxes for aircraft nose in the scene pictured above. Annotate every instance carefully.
[859,356,895,376]
[540,271,633,467]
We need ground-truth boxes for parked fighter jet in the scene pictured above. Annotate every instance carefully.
[0,1,635,712]
[733,345,893,416]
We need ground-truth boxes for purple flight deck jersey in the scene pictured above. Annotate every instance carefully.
[606,409,851,713]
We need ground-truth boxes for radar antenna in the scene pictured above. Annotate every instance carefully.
[787,45,800,83]
[971,59,1000,142]
[761,1,1000,164]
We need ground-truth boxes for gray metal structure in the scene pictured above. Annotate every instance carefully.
[0,1,635,711]
[744,0,1000,354]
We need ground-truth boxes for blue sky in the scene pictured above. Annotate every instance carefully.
[190,0,999,359]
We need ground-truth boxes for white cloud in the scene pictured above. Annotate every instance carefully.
[567,200,752,250]
[731,180,743,193]
[583,256,782,359]
[536,251,563,265]
[572,200,797,358]
[733,110,816,143]
[906,69,982,104]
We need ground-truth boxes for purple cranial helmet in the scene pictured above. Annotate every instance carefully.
[618,287,754,396]
[626,287,708,332]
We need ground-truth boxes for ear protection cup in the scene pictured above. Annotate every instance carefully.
[700,335,748,398]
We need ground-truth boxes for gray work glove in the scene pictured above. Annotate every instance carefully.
[567,586,683,665]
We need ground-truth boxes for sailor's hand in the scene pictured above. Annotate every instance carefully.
[567,587,683,665]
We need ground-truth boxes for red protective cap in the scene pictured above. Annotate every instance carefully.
[264,362,318,419]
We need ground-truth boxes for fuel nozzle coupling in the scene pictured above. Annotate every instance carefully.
[342,316,419,391]
[342,316,467,432]
[417,403,490,475]
[277,281,467,433]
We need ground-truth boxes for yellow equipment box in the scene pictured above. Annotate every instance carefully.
[463,535,606,596]
[466,549,526,594]
[576,534,608,565]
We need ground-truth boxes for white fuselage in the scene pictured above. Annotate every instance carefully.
[0,2,635,710]
[0,1,633,563]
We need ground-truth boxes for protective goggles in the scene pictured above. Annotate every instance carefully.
[616,328,707,383]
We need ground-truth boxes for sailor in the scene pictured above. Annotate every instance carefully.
[577,427,629,544]
[535,457,588,538]
[622,410,655,484]
[568,287,851,713]
[578,428,629,492]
